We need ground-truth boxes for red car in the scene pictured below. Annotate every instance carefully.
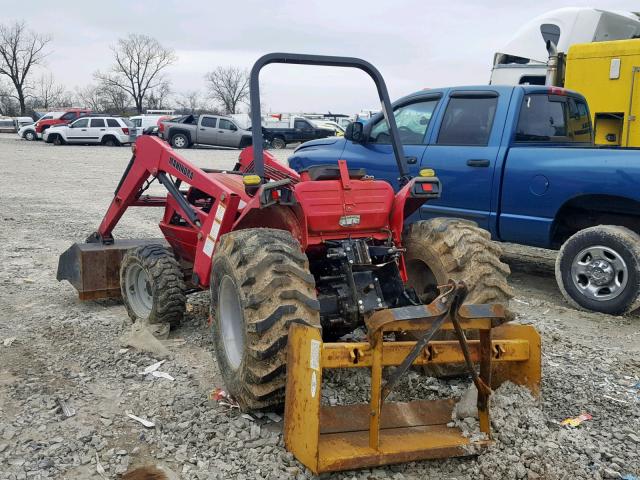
[35,108,91,138]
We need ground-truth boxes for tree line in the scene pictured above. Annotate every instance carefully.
[0,21,250,117]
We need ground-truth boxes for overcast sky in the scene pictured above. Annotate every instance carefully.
[3,0,640,113]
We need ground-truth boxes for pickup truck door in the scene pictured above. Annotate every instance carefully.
[197,116,218,145]
[339,95,442,189]
[217,119,242,147]
[421,91,507,230]
[294,118,315,142]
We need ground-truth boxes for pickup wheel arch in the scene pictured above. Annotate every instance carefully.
[551,194,640,248]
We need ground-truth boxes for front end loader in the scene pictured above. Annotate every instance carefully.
[58,53,540,473]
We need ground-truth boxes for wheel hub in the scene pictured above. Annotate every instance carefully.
[125,264,154,319]
[584,259,614,286]
[570,245,628,301]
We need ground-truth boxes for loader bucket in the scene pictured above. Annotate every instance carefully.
[284,297,541,474]
[57,239,166,300]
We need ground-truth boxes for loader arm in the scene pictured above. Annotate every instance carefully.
[94,135,240,244]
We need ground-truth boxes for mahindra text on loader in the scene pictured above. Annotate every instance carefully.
[57,53,540,474]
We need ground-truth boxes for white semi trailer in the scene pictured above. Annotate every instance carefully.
[490,7,640,86]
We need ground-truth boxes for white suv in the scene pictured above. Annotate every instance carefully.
[43,116,134,146]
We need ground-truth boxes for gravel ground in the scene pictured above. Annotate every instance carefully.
[0,133,639,480]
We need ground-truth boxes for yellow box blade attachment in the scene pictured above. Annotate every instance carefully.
[284,298,541,474]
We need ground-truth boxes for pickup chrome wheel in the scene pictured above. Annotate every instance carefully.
[24,130,36,141]
[570,246,627,301]
[556,226,640,315]
[171,133,189,149]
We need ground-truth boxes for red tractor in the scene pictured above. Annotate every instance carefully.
[58,54,539,473]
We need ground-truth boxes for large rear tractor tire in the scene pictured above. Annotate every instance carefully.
[403,218,513,377]
[404,218,513,306]
[120,244,187,327]
[210,228,320,411]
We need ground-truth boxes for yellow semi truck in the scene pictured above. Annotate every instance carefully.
[561,39,640,147]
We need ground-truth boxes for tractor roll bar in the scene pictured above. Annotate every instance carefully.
[249,52,410,184]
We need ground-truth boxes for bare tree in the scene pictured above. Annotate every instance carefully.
[145,80,171,111]
[95,34,176,114]
[100,82,130,114]
[0,21,51,115]
[0,81,19,116]
[175,90,202,114]
[76,84,105,112]
[204,66,249,114]
[33,72,64,110]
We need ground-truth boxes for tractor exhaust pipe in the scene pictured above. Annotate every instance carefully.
[541,23,562,86]
[545,39,559,86]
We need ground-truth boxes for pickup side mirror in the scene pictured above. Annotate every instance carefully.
[345,121,365,143]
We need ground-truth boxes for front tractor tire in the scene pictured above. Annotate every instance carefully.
[555,225,640,315]
[403,218,513,306]
[210,229,320,411]
[119,244,187,326]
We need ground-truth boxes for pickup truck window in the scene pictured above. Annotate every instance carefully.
[436,96,497,146]
[370,99,438,145]
[515,94,591,143]
[60,112,78,121]
[201,117,217,128]
[294,119,311,130]
[219,119,237,130]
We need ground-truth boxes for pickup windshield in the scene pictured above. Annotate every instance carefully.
[515,94,592,143]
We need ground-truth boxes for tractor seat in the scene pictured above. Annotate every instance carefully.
[300,164,367,181]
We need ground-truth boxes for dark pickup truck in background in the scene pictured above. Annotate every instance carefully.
[289,85,640,316]
[264,116,335,149]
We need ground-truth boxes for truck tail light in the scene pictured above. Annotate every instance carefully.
[122,128,129,135]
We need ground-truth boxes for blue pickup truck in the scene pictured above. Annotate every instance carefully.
[288,85,640,315]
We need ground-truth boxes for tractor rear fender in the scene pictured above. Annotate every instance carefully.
[390,176,442,244]
[233,198,307,247]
